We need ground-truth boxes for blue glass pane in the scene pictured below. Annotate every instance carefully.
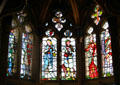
[42,37,57,80]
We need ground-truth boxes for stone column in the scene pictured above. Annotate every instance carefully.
[108,16,120,85]
[95,25,102,78]
[32,34,40,83]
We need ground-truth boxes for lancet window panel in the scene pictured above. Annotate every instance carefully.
[20,33,33,79]
[101,22,113,77]
[42,36,57,80]
[85,34,98,79]
[7,29,18,76]
[61,37,76,80]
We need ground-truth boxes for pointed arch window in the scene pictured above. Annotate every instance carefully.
[42,30,57,80]
[7,12,26,77]
[100,21,113,77]
[7,29,18,76]
[85,27,98,79]
[7,10,33,79]
[41,10,76,80]
[20,25,33,79]
[61,30,76,80]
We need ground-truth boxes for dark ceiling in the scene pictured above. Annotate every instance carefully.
[0,0,95,24]
[0,0,120,32]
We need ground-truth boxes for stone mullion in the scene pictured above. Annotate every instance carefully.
[81,36,86,85]
[77,36,85,85]
[16,28,22,78]
[0,21,2,54]
[0,21,2,73]
[96,27,102,78]
[76,37,80,84]
[57,37,61,80]
[32,34,40,83]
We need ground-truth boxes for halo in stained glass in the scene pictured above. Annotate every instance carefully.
[64,30,72,37]
[45,30,54,37]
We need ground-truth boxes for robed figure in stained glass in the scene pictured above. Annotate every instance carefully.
[89,58,98,78]
[64,40,74,63]
[20,33,33,79]
[43,39,56,71]
[103,36,112,73]
[42,30,57,80]
[101,26,113,77]
[85,40,98,79]
[85,34,98,79]
[62,39,76,80]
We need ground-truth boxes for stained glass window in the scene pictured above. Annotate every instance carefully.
[52,11,66,31]
[101,22,113,77]
[91,5,103,25]
[61,30,76,80]
[42,30,57,80]
[20,33,33,79]
[85,32,98,79]
[7,29,18,76]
